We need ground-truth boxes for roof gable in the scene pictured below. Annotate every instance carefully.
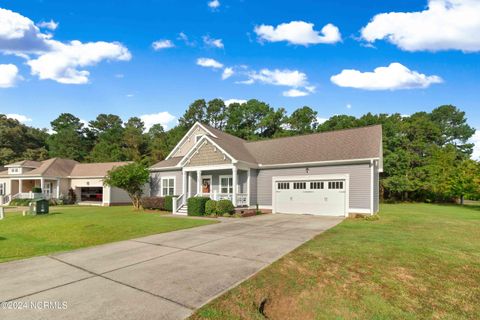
[166,122,218,159]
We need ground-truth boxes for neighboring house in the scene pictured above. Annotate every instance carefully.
[0,159,131,206]
[150,122,383,216]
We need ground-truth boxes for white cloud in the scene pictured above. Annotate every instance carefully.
[330,62,443,90]
[0,7,131,84]
[238,68,315,96]
[0,64,20,88]
[471,129,480,160]
[254,21,341,46]
[177,32,196,47]
[346,103,352,109]
[222,67,234,79]
[6,113,31,123]
[126,94,134,98]
[224,99,247,106]
[203,35,224,48]
[0,7,51,53]
[152,39,174,50]
[27,40,131,84]
[282,88,309,97]
[140,111,176,130]
[196,57,224,69]
[37,20,58,31]
[245,68,308,87]
[208,0,220,9]
[361,0,480,52]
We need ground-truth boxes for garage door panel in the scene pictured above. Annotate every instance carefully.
[274,179,346,216]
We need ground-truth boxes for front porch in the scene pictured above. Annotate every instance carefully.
[173,165,251,215]
[9,178,60,202]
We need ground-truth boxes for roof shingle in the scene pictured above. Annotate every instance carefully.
[152,123,382,168]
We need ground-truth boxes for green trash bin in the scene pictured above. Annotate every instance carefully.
[29,199,49,215]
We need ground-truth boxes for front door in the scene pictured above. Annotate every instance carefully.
[202,178,211,194]
[44,182,53,197]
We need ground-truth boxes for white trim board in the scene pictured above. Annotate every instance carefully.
[258,158,379,169]
[348,208,372,214]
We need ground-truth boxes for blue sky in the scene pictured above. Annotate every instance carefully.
[0,0,479,156]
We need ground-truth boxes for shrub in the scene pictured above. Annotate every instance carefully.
[141,197,165,210]
[32,187,42,193]
[9,199,32,206]
[205,200,218,215]
[217,199,234,215]
[164,196,176,212]
[66,188,77,204]
[49,198,58,206]
[187,197,210,216]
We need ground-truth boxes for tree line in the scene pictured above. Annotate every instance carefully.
[1,99,479,202]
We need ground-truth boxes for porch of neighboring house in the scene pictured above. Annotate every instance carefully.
[9,178,60,201]
[172,166,251,215]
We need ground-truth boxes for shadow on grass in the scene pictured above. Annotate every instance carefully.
[0,236,6,241]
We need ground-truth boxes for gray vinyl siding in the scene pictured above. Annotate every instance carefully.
[150,170,182,196]
[249,169,258,205]
[189,172,198,196]
[256,163,372,210]
[373,164,379,213]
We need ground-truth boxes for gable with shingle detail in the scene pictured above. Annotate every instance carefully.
[185,140,232,167]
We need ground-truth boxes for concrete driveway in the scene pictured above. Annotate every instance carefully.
[0,214,342,320]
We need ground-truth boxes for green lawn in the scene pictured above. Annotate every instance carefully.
[192,204,480,320]
[0,206,215,263]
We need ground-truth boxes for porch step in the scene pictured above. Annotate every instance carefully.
[176,205,188,215]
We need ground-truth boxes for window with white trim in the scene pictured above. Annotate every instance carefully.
[293,182,306,190]
[277,182,290,190]
[161,177,175,196]
[310,182,324,189]
[0,182,5,195]
[328,181,344,190]
[220,176,233,194]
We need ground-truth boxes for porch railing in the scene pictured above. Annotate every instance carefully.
[197,193,248,207]
[172,194,185,215]
[11,192,52,200]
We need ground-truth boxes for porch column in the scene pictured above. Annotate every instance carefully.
[182,170,187,197]
[56,179,60,198]
[40,178,44,192]
[187,172,192,197]
[247,168,251,207]
[19,179,23,193]
[196,170,201,196]
[232,166,237,207]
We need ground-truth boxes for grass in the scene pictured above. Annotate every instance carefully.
[0,205,215,263]
[191,204,480,320]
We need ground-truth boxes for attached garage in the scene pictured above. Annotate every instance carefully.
[272,175,348,217]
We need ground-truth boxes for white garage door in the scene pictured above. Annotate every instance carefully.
[274,179,346,216]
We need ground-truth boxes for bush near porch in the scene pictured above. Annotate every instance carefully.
[141,196,166,210]
[216,200,234,215]
[205,200,217,215]
[187,197,211,216]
